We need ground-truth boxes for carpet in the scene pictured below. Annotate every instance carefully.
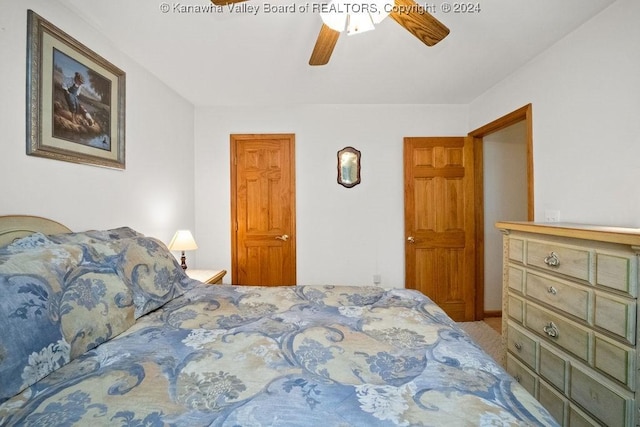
[457,321,504,367]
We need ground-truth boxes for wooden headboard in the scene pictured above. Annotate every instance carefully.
[0,215,72,247]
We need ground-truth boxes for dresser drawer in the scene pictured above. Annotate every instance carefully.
[507,322,537,369]
[508,265,525,293]
[509,237,525,263]
[570,364,632,427]
[568,404,602,427]
[538,379,567,426]
[539,342,568,393]
[508,295,524,323]
[525,272,591,323]
[527,240,591,282]
[594,334,635,390]
[525,302,590,363]
[594,291,636,344]
[595,251,637,297]
[506,354,537,397]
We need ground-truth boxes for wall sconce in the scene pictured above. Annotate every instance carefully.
[168,230,198,270]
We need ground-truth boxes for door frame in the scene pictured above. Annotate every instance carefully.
[468,104,534,318]
[229,133,296,285]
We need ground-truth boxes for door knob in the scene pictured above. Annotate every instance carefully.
[407,236,415,243]
[276,234,289,241]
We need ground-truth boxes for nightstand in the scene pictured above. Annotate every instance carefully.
[186,269,227,284]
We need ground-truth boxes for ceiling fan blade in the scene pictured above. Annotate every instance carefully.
[211,0,247,5]
[309,24,340,66]
[389,0,450,46]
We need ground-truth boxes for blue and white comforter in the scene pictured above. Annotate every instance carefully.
[1,283,557,426]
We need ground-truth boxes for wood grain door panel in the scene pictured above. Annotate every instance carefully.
[231,134,296,286]
[404,137,476,321]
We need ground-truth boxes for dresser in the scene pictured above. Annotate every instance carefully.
[496,222,640,426]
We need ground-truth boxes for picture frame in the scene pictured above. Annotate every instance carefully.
[26,10,126,169]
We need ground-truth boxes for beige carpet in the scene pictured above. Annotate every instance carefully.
[458,321,504,366]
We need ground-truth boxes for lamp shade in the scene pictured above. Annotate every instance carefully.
[168,230,198,251]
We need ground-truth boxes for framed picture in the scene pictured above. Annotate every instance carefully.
[26,10,125,169]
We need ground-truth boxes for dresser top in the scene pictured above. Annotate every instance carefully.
[495,221,640,246]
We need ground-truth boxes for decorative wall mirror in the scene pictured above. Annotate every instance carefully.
[337,146,361,188]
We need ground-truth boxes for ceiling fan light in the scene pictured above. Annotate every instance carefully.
[370,0,393,24]
[320,0,347,32]
[321,13,347,31]
[346,13,375,35]
[321,0,391,34]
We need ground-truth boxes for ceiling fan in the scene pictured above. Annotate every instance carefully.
[210,0,449,66]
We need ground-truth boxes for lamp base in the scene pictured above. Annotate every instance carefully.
[180,251,188,270]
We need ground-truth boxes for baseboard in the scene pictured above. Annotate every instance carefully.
[483,310,502,318]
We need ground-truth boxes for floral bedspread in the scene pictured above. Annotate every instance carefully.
[1,283,557,426]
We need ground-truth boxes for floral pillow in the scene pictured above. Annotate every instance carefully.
[0,243,134,402]
[46,227,145,258]
[111,237,199,318]
[47,227,144,243]
[51,232,199,318]
[59,267,135,359]
[1,232,55,251]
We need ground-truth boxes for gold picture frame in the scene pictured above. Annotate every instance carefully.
[26,10,126,169]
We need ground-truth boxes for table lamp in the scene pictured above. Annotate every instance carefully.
[168,230,198,270]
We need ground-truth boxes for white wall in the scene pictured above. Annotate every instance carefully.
[4,0,637,307]
[0,0,196,244]
[194,0,640,294]
[470,0,640,227]
[483,122,528,311]
[194,105,468,285]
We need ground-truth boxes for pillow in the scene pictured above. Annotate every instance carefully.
[47,227,144,244]
[0,242,82,286]
[0,232,55,252]
[0,244,135,402]
[46,227,145,259]
[111,236,199,318]
[48,230,195,317]
[0,273,68,402]
[0,245,81,401]
[59,267,135,359]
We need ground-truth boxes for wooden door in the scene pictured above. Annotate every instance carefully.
[404,137,476,321]
[230,134,296,285]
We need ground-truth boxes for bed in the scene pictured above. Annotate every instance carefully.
[0,215,557,426]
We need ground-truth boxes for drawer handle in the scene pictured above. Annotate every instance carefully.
[543,322,559,338]
[514,342,523,351]
[514,375,521,383]
[544,252,560,267]
[547,286,557,295]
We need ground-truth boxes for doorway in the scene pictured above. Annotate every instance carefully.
[230,134,296,286]
[469,104,534,318]
[403,105,533,321]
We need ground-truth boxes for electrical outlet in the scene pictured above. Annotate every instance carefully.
[545,210,560,222]
[373,274,381,284]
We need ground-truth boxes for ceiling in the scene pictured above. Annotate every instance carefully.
[59,0,615,106]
